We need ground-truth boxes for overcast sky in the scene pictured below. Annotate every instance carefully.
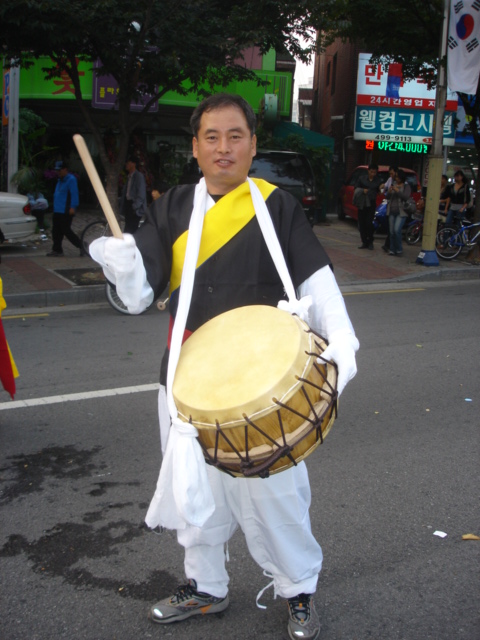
[294,57,314,97]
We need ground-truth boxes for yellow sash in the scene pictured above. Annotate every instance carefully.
[169,178,277,295]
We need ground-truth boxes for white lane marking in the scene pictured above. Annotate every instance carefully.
[0,383,159,411]
[343,288,425,296]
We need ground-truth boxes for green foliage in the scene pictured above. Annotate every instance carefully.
[10,108,58,194]
[0,0,318,104]
[10,166,43,195]
[0,0,321,208]
[313,0,444,82]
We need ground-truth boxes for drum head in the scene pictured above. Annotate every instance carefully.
[173,305,315,429]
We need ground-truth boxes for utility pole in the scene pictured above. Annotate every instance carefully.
[416,0,449,266]
[7,63,20,193]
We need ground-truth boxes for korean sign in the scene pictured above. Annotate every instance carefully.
[356,53,458,112]
[354,106,456,146]
[19,57,91,99]
[92,60,158,112]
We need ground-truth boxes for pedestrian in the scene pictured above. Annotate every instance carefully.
[26,191,49,232]
[150,180,171,203]
[385,168,411,256]
[120,157,147,234]
[47,161,83,257]
[381,166,397,253]
[354,164,384,250]
[445,170,471,225]
[90,93,359,640]
[438,174,449,215]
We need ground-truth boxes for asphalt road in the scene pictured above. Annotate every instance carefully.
[1,281,479,640]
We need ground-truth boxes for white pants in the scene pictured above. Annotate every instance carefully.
[157,387,323,599]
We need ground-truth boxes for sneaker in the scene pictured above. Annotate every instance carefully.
[46,250,64,257]
[148,579,229,624]
[287,593,321,640]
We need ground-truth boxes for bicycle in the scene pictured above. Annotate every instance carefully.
[105,282,168,314]
[435,220,480,260]
[404,211,424,245]
[80,218,117,255]
[405,210,448,246]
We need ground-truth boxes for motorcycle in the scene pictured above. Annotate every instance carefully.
[373,200,388,235]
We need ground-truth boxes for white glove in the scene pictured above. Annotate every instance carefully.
[277,295,312,323]
[320,330,358,396]
[89,234,154,314]
[297,266,359,396]
[104,234,137,273]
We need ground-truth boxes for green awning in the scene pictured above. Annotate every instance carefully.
[273,121,334,151]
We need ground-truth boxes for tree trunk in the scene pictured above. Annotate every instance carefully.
[104,164,121,220]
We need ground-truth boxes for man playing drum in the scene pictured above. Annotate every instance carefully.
[90,93,359,640]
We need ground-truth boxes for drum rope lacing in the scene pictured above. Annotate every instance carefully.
[197,333,338,478]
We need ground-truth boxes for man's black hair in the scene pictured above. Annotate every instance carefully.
[190,93,256,138]
[368,163,379,171]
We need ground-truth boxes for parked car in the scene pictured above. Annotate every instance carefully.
[178,150,318,224]
[0,192,37,243]
[249,150,317,224]
[337,165,422,221]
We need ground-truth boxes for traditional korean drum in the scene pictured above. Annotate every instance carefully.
[173,305,337,478]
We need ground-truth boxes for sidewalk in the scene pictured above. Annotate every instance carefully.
[1,209,479,310]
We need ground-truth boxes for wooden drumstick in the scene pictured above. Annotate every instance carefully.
[72,134,123,239]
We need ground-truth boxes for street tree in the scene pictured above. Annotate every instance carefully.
[0,0,318,212]
[313,0,480,227]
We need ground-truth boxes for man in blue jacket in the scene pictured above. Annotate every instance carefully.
[47,160,83,257]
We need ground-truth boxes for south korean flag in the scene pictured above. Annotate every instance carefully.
[447,0,480,95]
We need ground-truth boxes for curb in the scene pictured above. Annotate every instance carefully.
[4,285,107,309]
[392,266,480,283]
[3,266,479,310]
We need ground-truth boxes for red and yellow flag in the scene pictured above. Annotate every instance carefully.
[0,276,19,399]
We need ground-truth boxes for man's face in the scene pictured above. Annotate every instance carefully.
[57,167,68,179]
[192,105,257,195]
[126,161,136,174]
[367,168,377,180]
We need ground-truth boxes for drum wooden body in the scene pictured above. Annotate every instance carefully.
[173,305,337,478]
